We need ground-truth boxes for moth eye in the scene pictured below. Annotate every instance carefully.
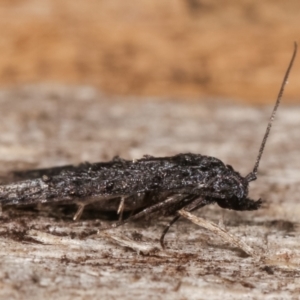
[221,183,230,191]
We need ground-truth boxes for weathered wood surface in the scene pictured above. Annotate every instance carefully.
[0,85,300,299]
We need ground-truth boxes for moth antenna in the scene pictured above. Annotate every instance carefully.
[246,42,297,182]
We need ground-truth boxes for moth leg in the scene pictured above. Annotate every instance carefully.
[73,203,86,221]
[117,196,126,221]
[160,215,180,249]
[73,195,121,221]
[104,194,184,230]
[160,197,208,249]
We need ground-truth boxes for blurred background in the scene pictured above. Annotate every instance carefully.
[0,0,299,104]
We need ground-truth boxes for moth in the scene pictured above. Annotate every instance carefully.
[0,44,297,248]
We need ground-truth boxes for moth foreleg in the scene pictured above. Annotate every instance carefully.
[159,215,180,249]
[160,196,208,248]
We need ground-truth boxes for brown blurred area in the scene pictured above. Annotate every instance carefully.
[0,0,299,104]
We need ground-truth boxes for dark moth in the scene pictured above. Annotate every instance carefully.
[0,44,297,247]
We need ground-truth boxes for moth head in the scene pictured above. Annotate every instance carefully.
[212,167,248,200]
